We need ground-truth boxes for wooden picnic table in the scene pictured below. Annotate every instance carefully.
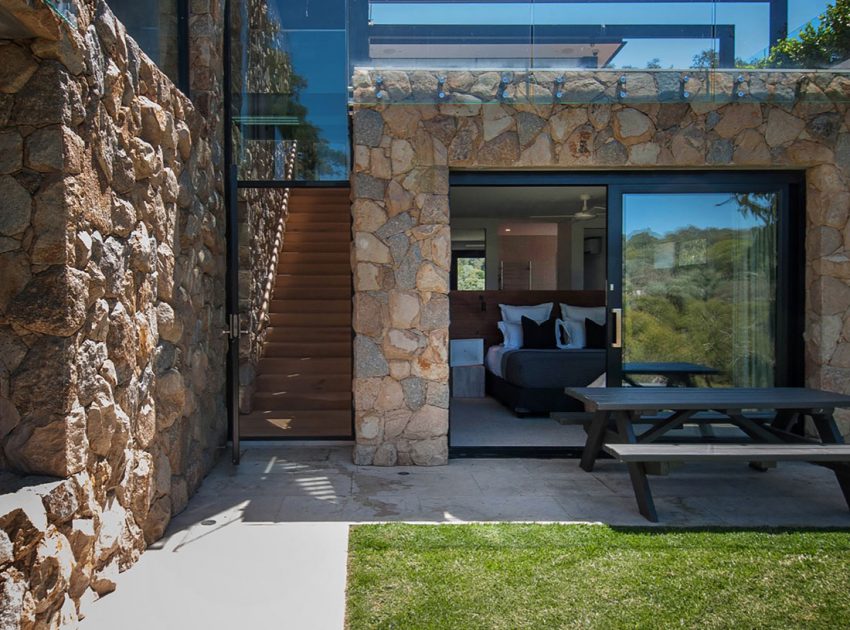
[622,361,719,387]
[565,387,850,521]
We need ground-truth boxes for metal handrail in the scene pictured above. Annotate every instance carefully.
[255,141,298,335]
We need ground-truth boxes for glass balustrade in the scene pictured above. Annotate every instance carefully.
[231,0,350,182]
[229,0,850,180]
[349,0,850,105]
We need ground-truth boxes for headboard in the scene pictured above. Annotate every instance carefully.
[449,290,607,349]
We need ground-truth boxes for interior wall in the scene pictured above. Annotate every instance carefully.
[500,234,557,289]
[583,227,607,290]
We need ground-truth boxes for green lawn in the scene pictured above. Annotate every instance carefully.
[346,524,850,629]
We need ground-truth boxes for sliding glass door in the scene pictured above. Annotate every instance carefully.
[607,175,804,388]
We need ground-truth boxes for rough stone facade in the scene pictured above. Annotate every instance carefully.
[350,68,850,465]
[0,0,226,625]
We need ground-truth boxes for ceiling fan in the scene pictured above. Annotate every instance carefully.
[572,194,606,220]
[530,194,606,220]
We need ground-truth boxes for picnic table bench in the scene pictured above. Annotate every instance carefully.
[565,387,850,522]
[622,362,719,387]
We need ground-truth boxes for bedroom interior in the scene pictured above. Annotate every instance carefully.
[448,185,610,451]
[447,174,802,454]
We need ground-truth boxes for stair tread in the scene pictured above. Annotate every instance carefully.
[262,343,351,358]
[279,252,349,261]
[276,273,350,279]
[239,410,352,439]
[273,287,350,297]
[253,390,351,401]
[277,264,351,275]
[270,299,350,308]
[286,222,350,229]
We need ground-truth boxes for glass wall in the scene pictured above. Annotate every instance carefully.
[621,192,778,387]
[350,0,850,72]
[108,0,181,85]
[232,0,349,182]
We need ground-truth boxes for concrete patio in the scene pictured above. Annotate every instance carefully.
[80,444,850,629]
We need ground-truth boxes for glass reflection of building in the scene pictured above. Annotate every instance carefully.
[112,0,848,183]
[232,0,349,182]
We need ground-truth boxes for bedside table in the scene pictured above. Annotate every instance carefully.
[450,339,485,398]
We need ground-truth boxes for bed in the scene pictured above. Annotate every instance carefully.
[450,290,608,417]
[485,345,606,415]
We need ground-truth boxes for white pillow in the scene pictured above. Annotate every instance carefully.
[556,318,585,349]
[560,303,606,325]
[497,321,523,348]
[499,303,553,324]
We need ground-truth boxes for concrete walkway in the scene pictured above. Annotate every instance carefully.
[81,443,850,629]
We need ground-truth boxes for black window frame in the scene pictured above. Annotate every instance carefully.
[448,170,805,458]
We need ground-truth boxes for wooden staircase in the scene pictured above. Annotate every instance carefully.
[241,188,353,438]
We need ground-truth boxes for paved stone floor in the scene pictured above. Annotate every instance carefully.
[82,443,850,629]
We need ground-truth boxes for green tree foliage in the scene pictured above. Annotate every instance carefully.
[623,195,777,386]
[692,49,719,69]
[761,0,850,69]
[457,258,486,291]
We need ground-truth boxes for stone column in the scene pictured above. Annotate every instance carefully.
[351,106,451,466]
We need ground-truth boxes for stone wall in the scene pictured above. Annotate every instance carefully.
[350,68,850,465]
[0,0,226,625]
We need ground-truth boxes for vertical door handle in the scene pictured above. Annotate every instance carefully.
[611,308,623,348]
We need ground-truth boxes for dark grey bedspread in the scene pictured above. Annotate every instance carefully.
[500,349,606,389]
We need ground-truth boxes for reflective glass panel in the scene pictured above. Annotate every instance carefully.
[233,0,348,181]
[622,192,778,387]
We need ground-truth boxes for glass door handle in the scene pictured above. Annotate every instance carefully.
[611,308,623,349]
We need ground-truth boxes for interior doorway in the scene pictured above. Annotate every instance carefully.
[448,183,608,454]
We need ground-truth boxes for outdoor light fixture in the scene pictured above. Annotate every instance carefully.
[681,75,691,99]
[618,75,627,99]
[437,75,447,99]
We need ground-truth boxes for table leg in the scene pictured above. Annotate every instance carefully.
[692,374,715,437]
[807,410,850,512]
[771,410,799,432]
[614,410,639,443]
[697,425,716,438]
[580,411,610,473]
[812,410,845,445]
[626,462,658,522]
[614,411,658,520]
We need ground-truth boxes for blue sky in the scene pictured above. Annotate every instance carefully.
[372,1,832,68]
[624,193,772,238]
